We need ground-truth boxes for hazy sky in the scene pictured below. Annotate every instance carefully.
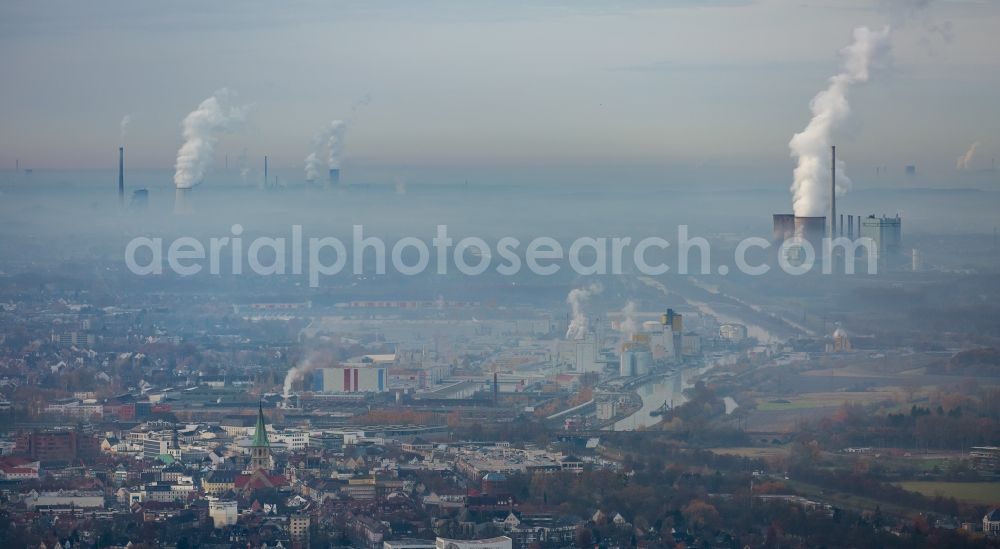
[1,0,998,185]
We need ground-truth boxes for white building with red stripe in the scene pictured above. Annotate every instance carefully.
[313,366,388,393]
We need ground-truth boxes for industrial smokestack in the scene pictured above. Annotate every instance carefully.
[840,214,844,237]
[263,155,268,189]
[830,146,836,239]
[118,146,124,206]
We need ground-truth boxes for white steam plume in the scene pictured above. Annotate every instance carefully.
[173,89,247,189]
[304,95,371,182]
[565,282,602,340]
[618,301,638,337]
[283,354,322,398]
[120,115,131,143]
[789,26,891,217]
[616,300,639,351]
[956,141,980,170]
[305,120,347,182]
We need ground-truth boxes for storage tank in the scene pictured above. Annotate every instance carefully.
[642,320,662,333]
[634,351,653,376]
[619,351,636,377]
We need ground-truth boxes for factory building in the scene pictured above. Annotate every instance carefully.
[680,334,702,356]
[825,328,852,353]
[573,336,601,373]
[719,324,747,342]
[209,499,238,528]
[861,214,902,262]
[435,537,512,549]
[313,366,387,393]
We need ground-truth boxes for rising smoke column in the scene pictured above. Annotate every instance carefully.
[565,283,602,340]
[305,120,347,182]
[173,89,247,189]
[120,115,131,143]
[789,26,891,217]
[616,300,639,351]
[956,141,980,170]
[283,353,322,398]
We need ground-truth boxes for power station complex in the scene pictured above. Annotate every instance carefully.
[772,212,902,263]
[773,146,902,265]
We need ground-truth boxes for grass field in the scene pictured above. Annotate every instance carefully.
[707,446,789,459]
[755,391,896,411]
[896,481,1000,505]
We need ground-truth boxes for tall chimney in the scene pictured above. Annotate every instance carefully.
[830,145,836,239]
[118,146,125,206]
[263,155,268,189]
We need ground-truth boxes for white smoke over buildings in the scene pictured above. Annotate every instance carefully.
[789,26,891,217]
[173,89,247,189]
[956,141,980,170]
[616,300,639,350]
[565,282,602,340]
[283,354,322,398]
[305,120,346,182]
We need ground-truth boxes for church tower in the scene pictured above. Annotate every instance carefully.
[249,402,272,471]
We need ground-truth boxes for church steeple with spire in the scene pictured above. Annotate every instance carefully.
[249,401,272,471]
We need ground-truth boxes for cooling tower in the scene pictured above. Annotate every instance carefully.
[773,214,795,242]
[794,216,826,249]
